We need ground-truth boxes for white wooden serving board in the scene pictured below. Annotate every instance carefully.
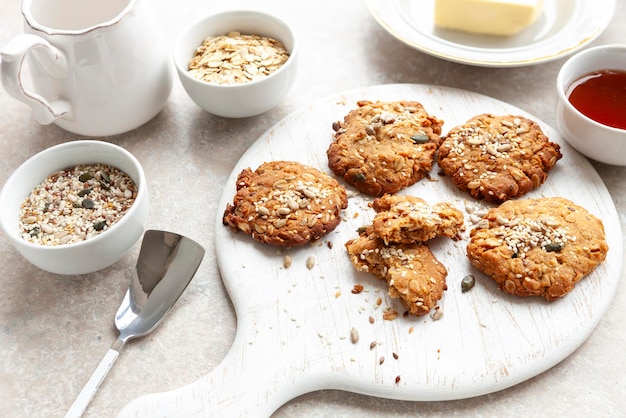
[119,84,623,417]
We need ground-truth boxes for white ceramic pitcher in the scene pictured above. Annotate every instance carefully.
[0,0,173,137]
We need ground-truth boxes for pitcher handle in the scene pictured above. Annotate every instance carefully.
[0,34,72,125]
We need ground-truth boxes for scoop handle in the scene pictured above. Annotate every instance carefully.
[65,346,121,418]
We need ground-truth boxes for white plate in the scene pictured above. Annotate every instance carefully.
[365,0,616,67]
[119,84,623,417]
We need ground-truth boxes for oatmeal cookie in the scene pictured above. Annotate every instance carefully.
[222,160,348,247]
[346,227,448,316]
[437,114,562,203]
[327,100,444,196]
[466,197,608,301]
[371,194,465,244]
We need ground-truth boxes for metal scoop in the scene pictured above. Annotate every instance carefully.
[65,229,205,418]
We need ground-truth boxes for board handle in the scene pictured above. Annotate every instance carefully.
[117,329,321,417]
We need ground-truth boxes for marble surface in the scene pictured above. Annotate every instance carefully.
[1,1,625,417]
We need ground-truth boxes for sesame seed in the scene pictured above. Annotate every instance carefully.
[496,217,571,256]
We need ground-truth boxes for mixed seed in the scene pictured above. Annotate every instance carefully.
[445,117,530,160]
[19,163,137,246]
[251,178,337,236]
[475,215,572,258]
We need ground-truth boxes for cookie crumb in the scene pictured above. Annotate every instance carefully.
[351,284,364,294]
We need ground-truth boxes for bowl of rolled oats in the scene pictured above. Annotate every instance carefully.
[173,9,298,118]
[0,140,149,275]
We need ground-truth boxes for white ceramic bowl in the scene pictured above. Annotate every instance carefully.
[556,44,626,165]
[0,140,149,275]
[173,9,298,118]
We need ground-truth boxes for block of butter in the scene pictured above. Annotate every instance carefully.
[434,0,543,37]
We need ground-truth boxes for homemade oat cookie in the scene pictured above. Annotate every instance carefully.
[371,194,465,244]
[346,227,448,316]
[437,114,562,203]
[327,100,444,197]
[222,160,348,247]
[466,197,608,301]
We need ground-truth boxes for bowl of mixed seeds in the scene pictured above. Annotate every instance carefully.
[0,140,149,275]
[173,9,298,118]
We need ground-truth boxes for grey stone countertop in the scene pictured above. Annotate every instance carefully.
[0,0,624,417]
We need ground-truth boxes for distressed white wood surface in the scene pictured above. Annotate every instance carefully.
[118,84,623,417]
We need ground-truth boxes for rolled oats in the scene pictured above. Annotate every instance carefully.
[188,31,290,85]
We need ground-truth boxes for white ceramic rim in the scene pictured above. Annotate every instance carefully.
[21,0,137,35]
[556,43,626,134]
[0,140,147,251]
[366,0,616,67]
[173,9,298,91]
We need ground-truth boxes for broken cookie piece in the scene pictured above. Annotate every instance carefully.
[371,194,465,244]
[346,227,448,316]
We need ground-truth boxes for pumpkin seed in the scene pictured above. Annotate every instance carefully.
[353,172,366,182]
[77,187,92,197]
[410,133,429,143]
[78,172,93,182]
[82,198,95,209]
[544,242,563,252]
[461,274,475,292]
[100,171,111,184]
[93,221,107,231]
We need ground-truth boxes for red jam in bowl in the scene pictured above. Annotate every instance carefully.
[567,69,626,130]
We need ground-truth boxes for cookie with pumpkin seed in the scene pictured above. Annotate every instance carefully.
[222,160,348,247]
[327,100,444,197]
[437,114,562,203]
[466,197,608,301]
